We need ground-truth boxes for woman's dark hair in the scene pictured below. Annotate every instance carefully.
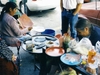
[75,18,92,32]
[0,2,17,21]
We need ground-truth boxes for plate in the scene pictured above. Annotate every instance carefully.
[32,26,45,32]
[45,41,54,47]
[19,34,32,42]
[34,36,46,42]
[60,53,82,65]
[32,35,58,45]
[45,40,59,47]
[45,47,65,57]
[29,26,45,36]
[45,36,57,41]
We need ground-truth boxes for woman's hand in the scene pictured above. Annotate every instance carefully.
[12,55,17,61]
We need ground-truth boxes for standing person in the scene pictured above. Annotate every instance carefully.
[0,2,32,46]
[75,18,100,46]
[60,0,84,38]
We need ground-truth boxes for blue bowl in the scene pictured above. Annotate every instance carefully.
[41,29,55,36]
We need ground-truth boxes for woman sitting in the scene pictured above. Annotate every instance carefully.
[0,2,32,46]
[0,38,18,75]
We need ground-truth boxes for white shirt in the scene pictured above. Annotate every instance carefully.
[63,0,84,9]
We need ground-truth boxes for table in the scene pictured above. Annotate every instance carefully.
[22,34,59,53]
[21,34,60,72]
[21,34,92,75]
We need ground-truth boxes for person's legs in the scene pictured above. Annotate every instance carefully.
[61,9,70,35]
[70,14,78,38]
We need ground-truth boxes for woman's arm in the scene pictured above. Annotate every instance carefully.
[10,18,32,36]
[60,0,63,11]
[73,3,82,15]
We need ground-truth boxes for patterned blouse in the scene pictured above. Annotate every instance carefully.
[0,39,13,61]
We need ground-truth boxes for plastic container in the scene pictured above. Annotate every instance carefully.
[41,29,55,36]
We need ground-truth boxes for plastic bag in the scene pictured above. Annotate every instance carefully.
[79,38,93,50]
[95,41,100,53]
[68,39,78,49]
[68,38,93,55]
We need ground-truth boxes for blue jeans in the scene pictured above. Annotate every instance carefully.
[61,8,78,38]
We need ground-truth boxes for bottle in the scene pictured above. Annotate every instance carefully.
[87,50,96,64]
[63,33,71,52]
